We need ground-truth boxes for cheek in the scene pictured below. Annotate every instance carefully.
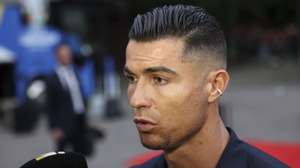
[127,84,138,100]
[127,85,133,98]
[157,83,207,131]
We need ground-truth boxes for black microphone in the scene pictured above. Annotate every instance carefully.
[20,151,88,168]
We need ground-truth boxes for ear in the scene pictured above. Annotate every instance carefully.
[206,69,230,103]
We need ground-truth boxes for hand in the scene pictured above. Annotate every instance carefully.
[51,128,64,141]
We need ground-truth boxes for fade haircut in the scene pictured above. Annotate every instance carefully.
[129,5,227,68]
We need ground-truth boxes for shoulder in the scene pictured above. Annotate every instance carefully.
[218,128,289,168]
[130,154,166,168]
[238,142,289,168]
[45,72,60,89]
[46,71,58,82]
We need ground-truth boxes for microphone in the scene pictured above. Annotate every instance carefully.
[20,151,88,168]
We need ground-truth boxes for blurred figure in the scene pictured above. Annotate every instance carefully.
[102,55,123,119]
[46,43,93,156]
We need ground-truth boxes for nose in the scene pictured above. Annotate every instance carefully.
[129,81,151,110]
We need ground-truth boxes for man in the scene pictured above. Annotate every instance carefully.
[46,43,92,156]
[124,5,288,168]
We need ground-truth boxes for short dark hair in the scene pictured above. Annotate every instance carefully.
[129,5,227,68]
[55,42,70,52]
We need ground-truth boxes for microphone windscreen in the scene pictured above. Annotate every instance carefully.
[20,151,88,168]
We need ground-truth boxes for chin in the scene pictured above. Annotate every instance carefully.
[140,133,189,152]
[140,134,166,150]
[142,142,165,150]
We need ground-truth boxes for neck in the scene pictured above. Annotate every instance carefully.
[165,104,229,168]
[58,63,71,68]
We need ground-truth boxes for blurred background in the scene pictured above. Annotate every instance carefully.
[0,0,299,167]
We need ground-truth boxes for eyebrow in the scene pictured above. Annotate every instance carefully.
[123,66,177,76]
[144,66,177,75]
[123,67,134,75]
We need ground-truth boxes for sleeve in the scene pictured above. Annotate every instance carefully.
[45,76,61,130]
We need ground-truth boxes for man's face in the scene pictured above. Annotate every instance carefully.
[125,38,210,151]
[56,45,72,65]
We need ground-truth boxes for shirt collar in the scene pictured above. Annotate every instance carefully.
[57,64,72,70]
[216,127,242,167]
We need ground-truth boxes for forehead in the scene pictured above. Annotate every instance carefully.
[125,38,185,70]
[57,45,71,53]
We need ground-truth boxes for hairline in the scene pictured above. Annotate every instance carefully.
[128,35,226,69]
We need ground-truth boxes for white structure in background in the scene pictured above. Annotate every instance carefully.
[19,0,48,27]
[0,46,15,63]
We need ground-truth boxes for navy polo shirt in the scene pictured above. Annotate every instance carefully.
[132,128,289,168]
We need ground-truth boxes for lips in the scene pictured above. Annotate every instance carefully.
[133,117,157,132]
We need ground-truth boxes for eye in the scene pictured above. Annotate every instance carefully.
[124,74,137,84]
[153,76,168,85]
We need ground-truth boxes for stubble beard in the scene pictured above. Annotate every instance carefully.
[139,115,207,153]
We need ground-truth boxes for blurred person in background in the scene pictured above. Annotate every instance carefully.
[125,5,288,168]
[46,43,93,156]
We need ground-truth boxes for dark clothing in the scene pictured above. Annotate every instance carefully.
[46,70,91,155]
[132,128,289,168]
[56,114,87,153]
[46,71,86,135]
